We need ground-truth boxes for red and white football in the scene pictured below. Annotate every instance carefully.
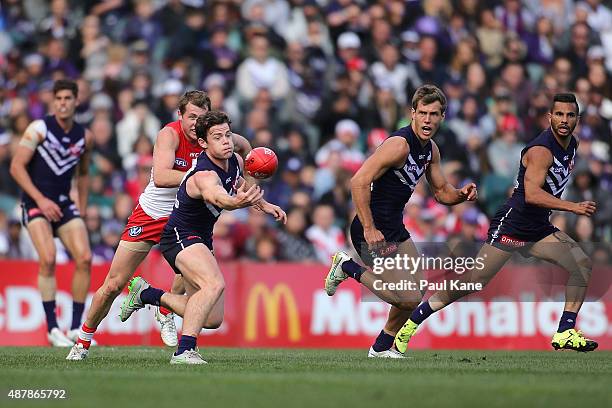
[244,147,278,179]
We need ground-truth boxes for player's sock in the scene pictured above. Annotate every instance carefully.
[175,335,197,356]
[77,324,96,349]
[71,302,85,330]
[341,259,365,282]
[159,306,172,316]
[42,300,58,332]
[557,311,578,332]
[410,301,434,325]
[140,287,165,306]
[372,330,395,352]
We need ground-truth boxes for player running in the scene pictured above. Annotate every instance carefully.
[10,79,93,346]
[394,93,598,353]
[119,111,286,364]
[324,85,477,358]
[66,92,252,360]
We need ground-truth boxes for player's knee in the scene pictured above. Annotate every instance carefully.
[208,279,225,298]
[394,301,420,312]
[571,256,593,286]
[103,278,125,298]
[75,250,92,271]
[204,315,223,329]
[38,256,56,276]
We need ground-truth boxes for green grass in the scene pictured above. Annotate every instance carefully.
[0,347,610,408]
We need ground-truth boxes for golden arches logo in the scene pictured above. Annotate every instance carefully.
[245,283,301,342]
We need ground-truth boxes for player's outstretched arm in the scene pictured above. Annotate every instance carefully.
[9,120,62,221]
[152,127,186,188]
[425,142,477,205]
[232,133,252,159]
[351,136,408,246]
[524,146,596,216]
[189,171,263,210]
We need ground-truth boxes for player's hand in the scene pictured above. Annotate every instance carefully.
[364,226,385,250]
[233,183,264,208]
[261,203,287,224]
[571,201,596,216]
[36,196,62,222]
[459,183,478,202]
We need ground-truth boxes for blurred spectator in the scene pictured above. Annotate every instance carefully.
[236,34,290,103]
[306,204,346,263]
[276,207,317,262]
[315,119,365,173]
[0,0,610,265]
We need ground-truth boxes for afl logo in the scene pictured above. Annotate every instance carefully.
[128,226,143,237]
[175,158,187,167]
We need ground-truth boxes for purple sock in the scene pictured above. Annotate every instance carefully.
[42,301,58,332]
[557,311,578,332]
[71,302,84,330]
[341,259,365,282]
[410,301,434,325]
[140,287,165,306]
[175,335,197,356]
[372,330,395,352]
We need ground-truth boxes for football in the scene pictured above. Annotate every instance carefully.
[244,147,278,179]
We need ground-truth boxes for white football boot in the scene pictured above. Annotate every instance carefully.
[47,328,74,347]
[324,251,351,296]
[367,346,406,359]
[170,349,207,365]
[155,307,178,347]
[66,343,89,360]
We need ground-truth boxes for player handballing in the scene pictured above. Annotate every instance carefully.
[119,111,286,364]
[324,85,477,358]
[394,93,598,353]
[66,92,252,360]
[10,79,94,346]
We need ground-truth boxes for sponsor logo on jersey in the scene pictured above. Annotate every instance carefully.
[187,235,201,240]
[175,158,187,167]
[128,226,143,237]
[500,235,526,247]
[28,208,42,217]
[69,144,82,156]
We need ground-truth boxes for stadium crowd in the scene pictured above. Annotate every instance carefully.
[0,0,610,265]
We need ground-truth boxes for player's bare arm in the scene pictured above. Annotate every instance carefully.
[152,126,185,188]
[10,120,62,221]
[75,129,94,215]
[425,141,477,205]
[232,133,252,159]
[351,136,408,247]
[523,146,596,216]
[189,170,263,210]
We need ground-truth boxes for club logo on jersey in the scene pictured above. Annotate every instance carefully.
[128,226,143,237]
[28,208,42,217]
[175,158,188,167]
[189,152,199,157]
[69,144,82,156]
[500,235,526,247]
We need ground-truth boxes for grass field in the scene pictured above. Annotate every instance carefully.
[0,347,610,408]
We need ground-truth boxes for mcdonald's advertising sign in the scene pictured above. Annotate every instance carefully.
[0,257,611,349]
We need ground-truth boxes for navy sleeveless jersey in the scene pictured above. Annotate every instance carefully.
[24,115,86,204]
[506,128,577,220]
[164,152,241,237]
[370,125,432,231]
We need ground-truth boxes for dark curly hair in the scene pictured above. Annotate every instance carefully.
[195,111,231,141]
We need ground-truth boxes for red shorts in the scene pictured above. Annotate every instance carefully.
[120,204,169,243]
